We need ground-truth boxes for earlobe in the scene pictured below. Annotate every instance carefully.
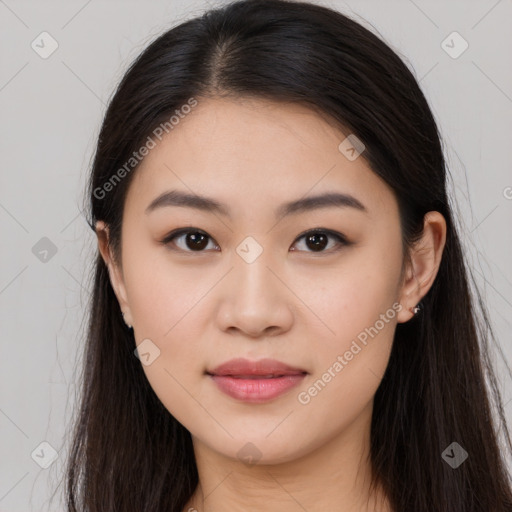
[397,211,447,323]
[95,221,134,328]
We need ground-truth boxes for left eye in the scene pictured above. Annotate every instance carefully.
[292,229,349,253]
[161,228,349,253]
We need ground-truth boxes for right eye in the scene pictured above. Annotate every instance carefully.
[160,228,220,252]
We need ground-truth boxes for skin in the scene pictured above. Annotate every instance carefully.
[96,97,446,512]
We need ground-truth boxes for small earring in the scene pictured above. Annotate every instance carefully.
[122,312,132,329]
[410,303,421,315]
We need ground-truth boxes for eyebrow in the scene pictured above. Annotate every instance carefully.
[144,189,367,218]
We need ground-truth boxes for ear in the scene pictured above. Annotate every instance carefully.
[95,220,134,328]
[397,211,447,323]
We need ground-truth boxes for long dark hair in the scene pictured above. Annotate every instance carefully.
[62,0,512,510]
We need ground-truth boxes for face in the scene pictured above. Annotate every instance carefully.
[100,96,420,464]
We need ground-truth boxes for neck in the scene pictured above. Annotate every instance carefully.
[183,400,391,512]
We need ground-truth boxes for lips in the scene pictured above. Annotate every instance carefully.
[206,358,308,403]
[207,357,307,378]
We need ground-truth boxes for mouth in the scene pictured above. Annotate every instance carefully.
[207,357,308,377]
[207,373,306,379]
[207,373,307,403]
[206,358,308,403]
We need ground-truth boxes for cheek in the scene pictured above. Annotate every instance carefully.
[123,255,211,427]
[122,240,207,337]
[121,245,206,361]
[308,248,402,345]
[294,295,397,427]
[300,239,402,397]
[128,277,211,377]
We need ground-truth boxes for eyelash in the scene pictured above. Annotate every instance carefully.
[160,227,351,254]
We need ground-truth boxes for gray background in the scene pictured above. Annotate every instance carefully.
[0,0,511,510]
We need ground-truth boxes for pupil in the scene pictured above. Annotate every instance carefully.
[187,232,208,250]
[306,233,327,251]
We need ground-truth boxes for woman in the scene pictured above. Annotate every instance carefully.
[64,0,512,510]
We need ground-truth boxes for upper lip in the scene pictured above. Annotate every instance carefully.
[207,358,308,377]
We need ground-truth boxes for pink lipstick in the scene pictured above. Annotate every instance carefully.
[207,357,307,403]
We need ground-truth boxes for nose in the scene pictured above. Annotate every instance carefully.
[215,250,294,339]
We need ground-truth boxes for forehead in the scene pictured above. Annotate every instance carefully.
[125,97,396,218]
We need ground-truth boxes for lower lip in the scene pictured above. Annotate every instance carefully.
[209,374,306,403]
